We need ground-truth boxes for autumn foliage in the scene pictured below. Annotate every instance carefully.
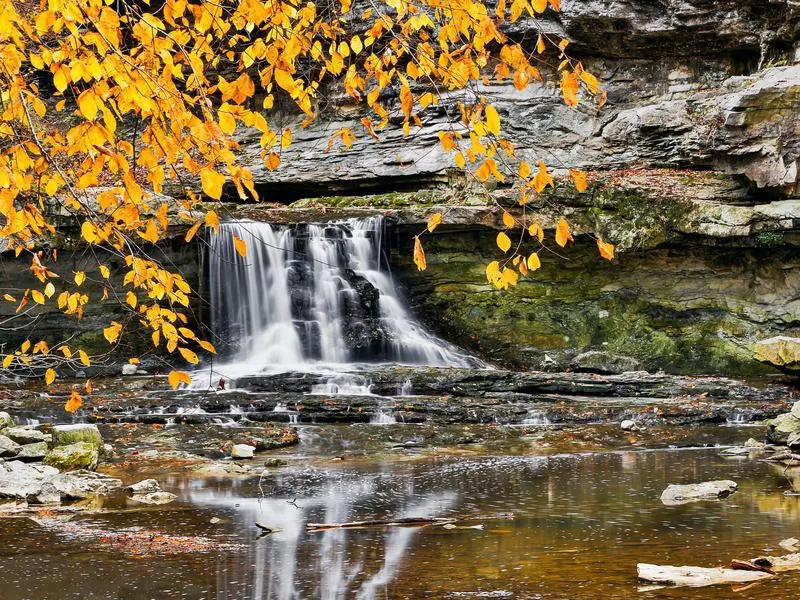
[0,0,610,406]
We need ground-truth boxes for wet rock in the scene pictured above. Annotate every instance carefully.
[620,420,637,431]
[231,444,255,459]
[570,351,641,374]
[44,442,99,472]
[51,424,103,449]
[51,471,123,499]
[16,442,48,461]
[0,435,21,457]
[129,491,177,505]
[126,479,162,495]
[766,411,800,445]
[4,427,45,445]
[660,480,738,506]
[0,461,59,499]
[121,364,138,376]
[754,336,800,373]
[0,412,15,430]
[28,482,61,505]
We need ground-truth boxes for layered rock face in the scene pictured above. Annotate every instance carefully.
[231,0,800,375]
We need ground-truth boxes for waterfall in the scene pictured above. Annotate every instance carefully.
[206,217,475,378]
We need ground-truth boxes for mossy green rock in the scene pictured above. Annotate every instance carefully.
[44,442,99,472]
[0,412,14,430]
[51,424,103,450]
[754,337,800,373]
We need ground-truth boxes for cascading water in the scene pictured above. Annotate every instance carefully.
[205,216,476,382]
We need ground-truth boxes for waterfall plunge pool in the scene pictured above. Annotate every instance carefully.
[2,439,800,599]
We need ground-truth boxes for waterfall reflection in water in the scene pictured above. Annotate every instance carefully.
[200,217,478,387]
[186,472,455,600]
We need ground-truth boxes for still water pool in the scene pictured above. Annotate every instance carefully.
[2,445,799,599]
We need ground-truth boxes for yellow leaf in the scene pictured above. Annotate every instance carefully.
[532,0,548,12]
[570,168,588,192]
[561,71,579,107]
[31,290,45,305]
[528,252,541,270]
[597,238,615,260]
[496,231,512,253]
[103,321,122,344]
[53,64,70,93]
[536,35,545,54]
[2,354,13,368]
[78,349,90,366]
[198,340,217,354]
[74,271,86,286]
[81,222,97,244]
[475,161,492,182]
[65,390,83,413]
[555,217,574,247]
[501,267,519,288]
[168,370,192,389]
[502,212,515,228]
[99,265,110,278]
[125,291,137,308]
[528,223,545,242]
[454,152,466,168]
[21,339,30,353]
[129,357,140,364]
[485,260,502,286]
[351,35,363,54]
[205,210,220,233]
[179,347,199,365]
[485,105,500,136]
[233,235,247,257]
[200,168,225,200]
[185,221,202,242]
[45,368,56,385]
[281,128,292,149]
[77,89,99,120]
[44,282,55,298]
[519,161,531,179]
[413,236,426,271]
[427,213,443,233]
[580,71,599,94]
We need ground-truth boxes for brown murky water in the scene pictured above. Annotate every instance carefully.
[2,429,800,599]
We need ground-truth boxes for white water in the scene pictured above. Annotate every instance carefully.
[199,217,477,387]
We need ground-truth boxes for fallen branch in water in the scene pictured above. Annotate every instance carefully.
[638,551,800,589]
[307,517,456,531]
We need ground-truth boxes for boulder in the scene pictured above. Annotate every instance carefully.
[129,491,177,505]
[4,427,45,445]
[16,442,48,461]
[125,479,161,495]
[230,444,255,459]
[121,363,138,376]
[620,420,637,431]
[0,435,21,457]
[44,442,99,471]
[570,351,641,374]
[51,424,103,449]
[51,471,123,499]
[0,412,14,430]
[0,461,59,499]
[660,480,738,506]
[766,412,800,445]
[754,336,800,373]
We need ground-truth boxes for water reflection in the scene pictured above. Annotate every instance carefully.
[3,448,800,599]
[185,470,455,599]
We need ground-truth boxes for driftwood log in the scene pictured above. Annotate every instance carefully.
[637,564,774,587]
[306,517,456,531]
